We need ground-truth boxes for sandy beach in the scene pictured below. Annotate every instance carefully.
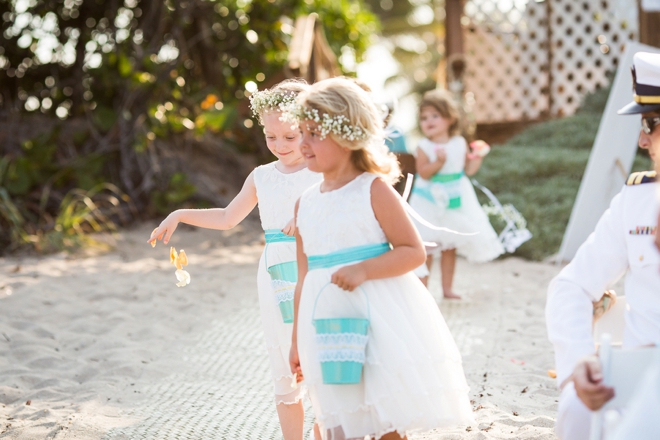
[1,219,561,439]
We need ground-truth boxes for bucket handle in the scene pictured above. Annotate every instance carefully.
[311,282,370,324]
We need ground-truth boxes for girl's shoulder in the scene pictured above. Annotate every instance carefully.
[298,179,322,204]
[253,161,277,177]
[252,161,279,190]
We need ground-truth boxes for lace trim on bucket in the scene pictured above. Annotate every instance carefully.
[271,279,295,304]
[316,333,368,364]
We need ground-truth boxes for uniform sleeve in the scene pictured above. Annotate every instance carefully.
[546,189,629,385]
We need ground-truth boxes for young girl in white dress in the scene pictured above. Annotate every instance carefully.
[149,80,322,440]
[288,78,474,440]
[408,89,503,297]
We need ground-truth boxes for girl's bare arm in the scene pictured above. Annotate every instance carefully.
[464,153,483,176]
[330,178,426,291]
[149,171,258,244]
[416,148,446,179]
[290,200,308,378]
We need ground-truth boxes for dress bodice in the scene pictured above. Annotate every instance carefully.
[417,136,466,175]
[297,173,388,256]
[253,162,321,231]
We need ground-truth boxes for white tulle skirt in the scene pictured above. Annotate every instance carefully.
[257,242,306,404]
[297,267,474,439]
[409,176,504,263]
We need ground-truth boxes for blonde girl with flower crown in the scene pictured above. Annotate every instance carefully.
[408,89,504,298]
[149,79,322,440]
[287,77,474,440]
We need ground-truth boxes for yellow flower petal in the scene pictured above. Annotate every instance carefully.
[178,249,188,266]
[150,228,159,247]
[170,247,177,265]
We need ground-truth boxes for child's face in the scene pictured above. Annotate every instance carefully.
[299,123,350,173]
[262,112,304,166]
[419,106,454,140]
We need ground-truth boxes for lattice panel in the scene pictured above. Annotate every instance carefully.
[463,0,639,124]
[550,0,638,116]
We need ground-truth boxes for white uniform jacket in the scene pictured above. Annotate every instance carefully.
[546,173,660,385]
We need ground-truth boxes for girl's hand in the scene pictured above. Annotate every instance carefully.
[469,140,491,156]
[148,212,181,245]
[331,264,367,291]
[282,218,296,237]
[289,343,304,383]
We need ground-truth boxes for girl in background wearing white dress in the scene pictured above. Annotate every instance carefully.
[149,80,321,440]
[288,78,473,440]
[408,89,503,297]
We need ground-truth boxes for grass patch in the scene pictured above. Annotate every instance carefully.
[474,87,653,261]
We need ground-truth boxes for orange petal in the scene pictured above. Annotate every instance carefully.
[179,250,188,266]
[149,228,159,247]
[170,247,178,264]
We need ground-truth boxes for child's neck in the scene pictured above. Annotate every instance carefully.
[321,162,361,193]
[428,132,451,144]
[275,158,307,174]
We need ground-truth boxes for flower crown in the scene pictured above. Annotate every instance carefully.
[282,104,369,141]
[249,89,298,120]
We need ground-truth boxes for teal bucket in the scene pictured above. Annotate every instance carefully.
[267,261,297,324]
[312,284,370,385]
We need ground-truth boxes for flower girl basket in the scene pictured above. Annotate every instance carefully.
[267,261,297,323]
[312,283,370,384]
[471,179,532,253]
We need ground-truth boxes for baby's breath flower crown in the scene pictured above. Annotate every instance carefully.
[282,104,369,141]
[249,89,297,122]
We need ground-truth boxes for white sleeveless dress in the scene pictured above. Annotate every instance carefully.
[253,162,321,404]
[409,136,504,262]
[296,173,474,439]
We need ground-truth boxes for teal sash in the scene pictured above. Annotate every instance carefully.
[429,171,463,183]
[412,171,463,209]
[307,243,391,270]
[264,229,296,244]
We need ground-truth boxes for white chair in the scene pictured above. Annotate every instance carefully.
[593,296,627,347]
[589,333,660,440]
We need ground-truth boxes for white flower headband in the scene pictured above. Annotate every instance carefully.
[282,104,369,141]
[249,89,298,120]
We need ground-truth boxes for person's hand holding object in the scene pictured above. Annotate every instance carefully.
[571,355,615,411]
[467,140,491,160]
[331,264,368,292]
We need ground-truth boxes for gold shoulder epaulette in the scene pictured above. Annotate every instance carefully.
[626,170,658,186]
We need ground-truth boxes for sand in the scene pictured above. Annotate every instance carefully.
[0,220,561,439]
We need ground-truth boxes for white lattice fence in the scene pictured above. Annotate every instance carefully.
[463,0,639,124]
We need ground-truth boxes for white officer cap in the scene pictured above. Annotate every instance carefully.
[618,52,660,115]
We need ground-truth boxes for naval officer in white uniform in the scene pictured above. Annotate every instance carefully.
[546,51,660,440]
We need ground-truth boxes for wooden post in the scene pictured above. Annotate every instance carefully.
[445,0,464,58]
[546,0,554,117]
[639,0,660,48]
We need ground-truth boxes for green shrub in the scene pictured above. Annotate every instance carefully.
[475,84,653,261]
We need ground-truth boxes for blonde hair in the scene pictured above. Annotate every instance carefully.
[296,77,401,184]
[250,78,309,125]
[419,88,461,136]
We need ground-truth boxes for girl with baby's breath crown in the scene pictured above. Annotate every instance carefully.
[149,79,322,440]
[288,77,473,440]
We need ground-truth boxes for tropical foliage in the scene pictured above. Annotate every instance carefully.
[0,0,378,253]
